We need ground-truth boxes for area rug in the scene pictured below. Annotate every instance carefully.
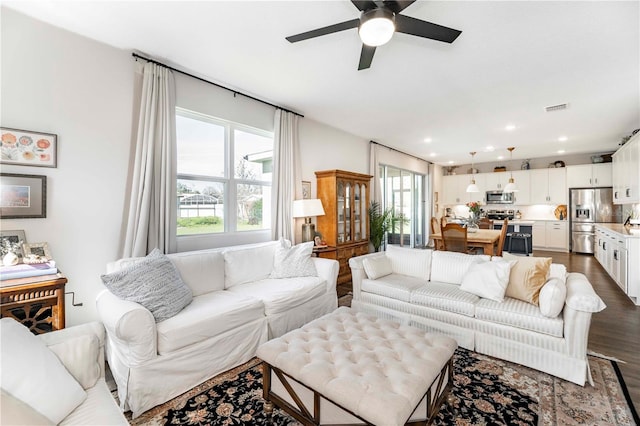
[123,348,638,426]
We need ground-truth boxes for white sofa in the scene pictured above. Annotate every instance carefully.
[0,318,127,425]
[348,246,606,386]
[96,240,338,418]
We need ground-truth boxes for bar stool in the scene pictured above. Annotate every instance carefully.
[507,232,531,256]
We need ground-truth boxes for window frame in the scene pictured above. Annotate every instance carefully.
[176,107,273,237]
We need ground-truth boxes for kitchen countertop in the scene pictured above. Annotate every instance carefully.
[491,220,535,225]
[595,223,640,238]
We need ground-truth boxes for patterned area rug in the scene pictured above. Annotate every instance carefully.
[123,348,637,426]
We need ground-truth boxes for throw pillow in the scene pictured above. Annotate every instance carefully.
[430,251,489,285]
[0,318,87,424]
[1,390,54,426]
[538,277,567,317]
[270,240,317,279]
[502,253,552,305]
[48,334,101,390]
[362,255,393,280]
[460,259,516,302]
[385,245,432,281]
[224,242,279,288]
[100,248,193,322]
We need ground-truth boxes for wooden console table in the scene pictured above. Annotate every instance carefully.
[0,273,66,334]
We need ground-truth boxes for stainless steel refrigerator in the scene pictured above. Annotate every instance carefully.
[570,187,621,254]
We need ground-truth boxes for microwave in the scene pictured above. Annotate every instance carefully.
[486,190,514,204]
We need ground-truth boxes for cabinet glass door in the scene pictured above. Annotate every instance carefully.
[337,181,346,244]
[345,182,352,243]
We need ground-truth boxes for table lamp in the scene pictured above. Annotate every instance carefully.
[293,199,325,243]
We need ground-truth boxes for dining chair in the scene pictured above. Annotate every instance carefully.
[440,222,469,253]
[430,217,439,234]
[495,218,509,256]
[477,217,493,229]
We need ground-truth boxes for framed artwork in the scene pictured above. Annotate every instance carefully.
[0,229,27,261]
[302,181,311,199]
[22,242,52,260]
[1,127,57,168]
[0,173,47,219]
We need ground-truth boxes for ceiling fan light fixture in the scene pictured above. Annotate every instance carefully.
[359,8,395,47]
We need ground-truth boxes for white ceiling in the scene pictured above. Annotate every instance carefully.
[5,1,639,166]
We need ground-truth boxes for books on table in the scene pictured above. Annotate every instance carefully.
[0,261,57,281]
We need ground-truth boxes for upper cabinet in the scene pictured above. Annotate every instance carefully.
[510,170,531,205]
[484,172,510,191]
[566,163,612,188]
[442,174,475,204]
[530,168,567,205]
[613,133,640,204]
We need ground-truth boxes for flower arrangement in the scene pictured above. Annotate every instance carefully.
[466,201,481,217]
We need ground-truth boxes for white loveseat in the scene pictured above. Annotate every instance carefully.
[96,240,339,418]
[0,318,127,425]
[348,246,606,386]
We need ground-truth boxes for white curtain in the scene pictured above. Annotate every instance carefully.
[123,62,177,257]
[369,142,382,205]
[271,109,300,241]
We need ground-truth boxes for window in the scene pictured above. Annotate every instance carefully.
[176,108,273,236]
[380,165,426,248]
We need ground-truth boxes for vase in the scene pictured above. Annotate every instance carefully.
[3,252,18,266]
[467,222,479,233]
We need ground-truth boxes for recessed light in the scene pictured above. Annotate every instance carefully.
[557,149,565,154]
[558,136,568,142]
[497,155,504,160]
[424,138,432,143]
[485,146,495,152]
[429,153,437,157]
[505,124,516,131]
[448,160,454,164]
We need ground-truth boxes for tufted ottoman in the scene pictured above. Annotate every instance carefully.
[256,307,457,426]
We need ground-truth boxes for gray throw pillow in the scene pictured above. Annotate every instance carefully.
[100,249,192,322]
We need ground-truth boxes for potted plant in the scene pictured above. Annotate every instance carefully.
[368,201,407,251]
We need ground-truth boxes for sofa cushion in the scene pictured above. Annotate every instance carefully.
[362,274,426,302]
[224,242,278,288]
[100,249,193,322]
[363,256,393,280]
[270,240,317,279]
[411,282,480,317]
[460,259,516,303]
[59,381,127,425]
[385,245,432,281]
[156,291,265,354]
[475,298,564,337]
[227,276,326,315]
[0,318,87,424]
[167,251,225,296]
[430,251,490,285]
[48,334,101,390]
[502,253,552,305]
[1,390,54,426]
[538,278,567,318]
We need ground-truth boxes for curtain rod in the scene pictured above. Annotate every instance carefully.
[132,53,304,118]
[370,140,432,164]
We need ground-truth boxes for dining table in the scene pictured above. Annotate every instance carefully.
[431,228,502,255]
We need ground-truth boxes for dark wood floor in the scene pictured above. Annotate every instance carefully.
[536,249,640,415]
[341,250,640,413]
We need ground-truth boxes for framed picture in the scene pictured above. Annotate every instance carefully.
[22,242,52,260]
[1,127,57,168]
[0,230,27,261]
[302,181,311,199]
[0,173,47,219]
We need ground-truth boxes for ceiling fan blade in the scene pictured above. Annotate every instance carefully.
[383,1,417,14]
[395,14,462,43]
[358,44,376,70]
[351,0,378,11]
[286,19,360,43]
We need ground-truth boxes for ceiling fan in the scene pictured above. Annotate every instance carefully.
[285,0,462,70]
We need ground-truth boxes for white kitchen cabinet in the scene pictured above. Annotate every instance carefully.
[566,163,612,188]
[613,132,640,204]
[545,221,568,250]
[442,174,471,205]
[530,168,567,204]
[483,172,510,191]
[595,224,640,304]
[510,170,531,205]
[532,222,546,248]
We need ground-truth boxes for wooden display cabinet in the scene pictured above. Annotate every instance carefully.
[315,170,372,287]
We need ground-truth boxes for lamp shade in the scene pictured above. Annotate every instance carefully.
[358,8,395,47]
[503,179,518,193]
[293,199,325,218]
[466,181,479,193]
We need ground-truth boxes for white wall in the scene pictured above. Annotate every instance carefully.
[1,8,373,324]
[1,8,134,326]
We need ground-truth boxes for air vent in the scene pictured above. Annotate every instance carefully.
[545,103,569,112]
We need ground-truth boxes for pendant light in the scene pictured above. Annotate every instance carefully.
[503,147,519,193]
[466,151,479,193]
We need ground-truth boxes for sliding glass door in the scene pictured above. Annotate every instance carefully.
[380,165,426,248]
